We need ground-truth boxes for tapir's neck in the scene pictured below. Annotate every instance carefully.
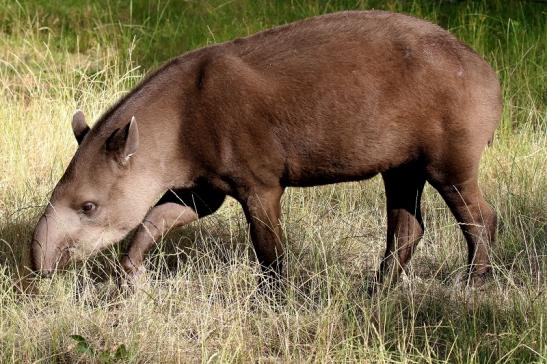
[98,60,195,189]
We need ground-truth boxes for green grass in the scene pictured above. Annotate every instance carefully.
[0,0,545,362]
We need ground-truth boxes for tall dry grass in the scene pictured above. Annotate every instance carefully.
[0,0,545,362]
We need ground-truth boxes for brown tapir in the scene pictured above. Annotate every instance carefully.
[30,11,501,290]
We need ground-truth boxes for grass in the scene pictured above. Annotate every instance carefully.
[0,0,545,362]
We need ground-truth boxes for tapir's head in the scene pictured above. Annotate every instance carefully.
[30,110,162,277]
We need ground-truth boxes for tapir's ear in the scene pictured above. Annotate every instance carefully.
[71,109,90,144]
[105,116,139,164]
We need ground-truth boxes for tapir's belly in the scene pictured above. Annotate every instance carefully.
[279,120,417,187]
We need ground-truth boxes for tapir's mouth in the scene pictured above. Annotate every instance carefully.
[58,246,71,266]
[33,245,72,279]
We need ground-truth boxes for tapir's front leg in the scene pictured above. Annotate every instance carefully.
[120,187,226,278]
[120,202,198,277]
[238,185,285,287]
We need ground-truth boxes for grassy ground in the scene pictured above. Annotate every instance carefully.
[0,0,545,362]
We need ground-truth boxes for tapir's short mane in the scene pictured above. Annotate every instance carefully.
[91,58,183,135]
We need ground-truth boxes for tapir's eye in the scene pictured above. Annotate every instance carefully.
[81,202,97,214]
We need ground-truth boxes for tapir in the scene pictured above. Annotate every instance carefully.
[30,11,501,290]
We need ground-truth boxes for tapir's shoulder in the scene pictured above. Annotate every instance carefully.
[184,46,274,99]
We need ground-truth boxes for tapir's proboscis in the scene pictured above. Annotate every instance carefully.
[29,11,501,292]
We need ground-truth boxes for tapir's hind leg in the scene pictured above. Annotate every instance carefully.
[371,167,426,292]
[121,186,226,277]
[430,178,496,285]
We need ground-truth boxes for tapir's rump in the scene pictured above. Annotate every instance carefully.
[30,11,501,291]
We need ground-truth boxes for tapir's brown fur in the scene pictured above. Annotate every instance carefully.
[30,11,501,290]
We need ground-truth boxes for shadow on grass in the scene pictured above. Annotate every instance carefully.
[365,285,545,363]
[0,220,33,271]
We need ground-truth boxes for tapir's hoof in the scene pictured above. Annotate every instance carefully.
[117,271,148,295]
[117,260,147,293]
[255,269,286,304]
[456,268,492,290]
[468,269,492,289]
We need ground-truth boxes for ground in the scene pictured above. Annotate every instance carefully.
[0,1,545,362]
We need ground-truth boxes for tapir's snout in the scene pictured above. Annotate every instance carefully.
[30,213,70,277]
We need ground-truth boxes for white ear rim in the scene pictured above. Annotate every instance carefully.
[123,116,139,161]
[72,109,86,128]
